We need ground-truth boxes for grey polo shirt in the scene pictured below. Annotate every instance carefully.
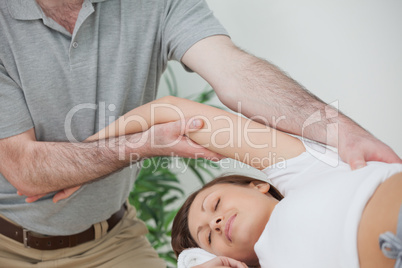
[0,0,228,235]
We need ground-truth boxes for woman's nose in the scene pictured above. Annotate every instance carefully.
[210,216,223,232]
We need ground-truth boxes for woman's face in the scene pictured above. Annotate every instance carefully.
[188,182,279,265]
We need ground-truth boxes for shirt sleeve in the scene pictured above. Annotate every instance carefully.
[0,62,33,139]
[162,0,229,63]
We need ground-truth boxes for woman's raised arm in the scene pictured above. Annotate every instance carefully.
[88,96,304,170]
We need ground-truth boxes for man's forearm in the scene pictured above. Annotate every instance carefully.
[13,134,147,196]
[182,35,363,147]
[216,51,360,147]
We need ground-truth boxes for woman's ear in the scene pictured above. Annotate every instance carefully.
[249,182,271,194]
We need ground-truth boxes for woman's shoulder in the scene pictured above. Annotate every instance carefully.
[262,138,344,176]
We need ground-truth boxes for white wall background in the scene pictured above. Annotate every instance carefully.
[158,0,402,191]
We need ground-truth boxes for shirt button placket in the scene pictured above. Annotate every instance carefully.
[72,41,79,49]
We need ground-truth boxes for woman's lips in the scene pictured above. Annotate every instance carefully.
[225,214,237,242]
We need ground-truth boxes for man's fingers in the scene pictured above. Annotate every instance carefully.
[182,136,225,161]
[25,194,47,203]
[184,119,226,161]
[349,159,367,170]
[53,186,81,203]
[343,148,367,170]
[17,186,82,203]
[183,135,204,149]
[339,133,401,169]
[17,190,46,202]
[150,118,225,161]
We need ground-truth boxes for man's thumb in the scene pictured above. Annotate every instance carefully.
[188,118,204,131]
[349,158,367,170]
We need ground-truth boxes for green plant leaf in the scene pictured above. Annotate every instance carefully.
[163,208,180,230]
[187,164,206,185]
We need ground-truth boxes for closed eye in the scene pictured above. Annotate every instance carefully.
[214,198,220,211]
[208,198,220,245]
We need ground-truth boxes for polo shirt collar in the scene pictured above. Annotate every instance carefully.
[7,0,42,20]
[7,0,109,20]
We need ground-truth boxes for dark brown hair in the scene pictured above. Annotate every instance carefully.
[171,174,283,257]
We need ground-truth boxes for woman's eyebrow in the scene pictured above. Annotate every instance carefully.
[201,192,211,212]
[196,192,213,245]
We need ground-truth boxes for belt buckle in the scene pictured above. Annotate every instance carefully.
[23,228,30,248]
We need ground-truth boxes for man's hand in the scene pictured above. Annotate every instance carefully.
[144,118,224,160]
[193,256,248,268]
[339,131,402,170]
[19,186,81,203]
[23,118,223,203]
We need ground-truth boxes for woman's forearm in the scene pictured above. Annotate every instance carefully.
[91,96,304,169]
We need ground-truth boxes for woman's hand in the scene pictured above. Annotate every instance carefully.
[194,256,248,268]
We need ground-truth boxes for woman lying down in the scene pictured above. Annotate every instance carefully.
[56,96,402,268]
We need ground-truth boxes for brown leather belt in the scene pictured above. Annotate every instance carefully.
[0,203,126,250]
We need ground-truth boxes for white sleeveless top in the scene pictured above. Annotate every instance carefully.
[255,140,402,268]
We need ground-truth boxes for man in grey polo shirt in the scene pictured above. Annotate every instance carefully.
[0,0,401,267]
